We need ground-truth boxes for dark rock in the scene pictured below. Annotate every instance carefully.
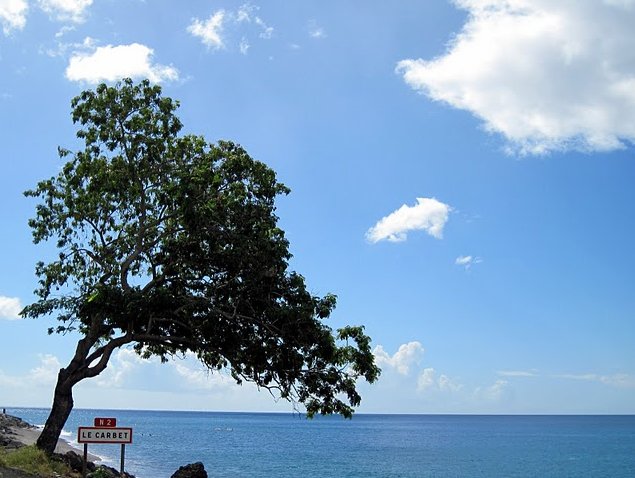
[0,415,33,431]
[170,462,208,478]
[86,465,135,478]
[54,450,96,473]
[0,436,25,449]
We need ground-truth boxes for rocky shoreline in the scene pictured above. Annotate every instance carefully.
[0,413,208,478]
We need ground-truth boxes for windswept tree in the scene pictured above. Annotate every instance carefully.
[23,79,379,455]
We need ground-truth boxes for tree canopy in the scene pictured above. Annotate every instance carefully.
[23,79,379,454]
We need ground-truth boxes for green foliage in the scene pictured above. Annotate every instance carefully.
[0,445,72,475]
[88,466,113,478]
[24,78,379,420]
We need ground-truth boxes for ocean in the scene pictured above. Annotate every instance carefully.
[9,408,635,478]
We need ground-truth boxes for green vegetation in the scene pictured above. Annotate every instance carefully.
[88,468,112,478]
[0,445,73,476]
[24,78,380,455]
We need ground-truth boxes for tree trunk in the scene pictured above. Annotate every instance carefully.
[36,368,75,455]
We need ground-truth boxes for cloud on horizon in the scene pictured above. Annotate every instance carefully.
[418,367,463,393]
[366,197,451,243]
[499,369,635,389]
[374,342,424,375]
[65,41,179,83]
[397,0,635,154]
[556,373,635,389]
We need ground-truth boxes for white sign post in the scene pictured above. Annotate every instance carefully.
[78,420,133,477]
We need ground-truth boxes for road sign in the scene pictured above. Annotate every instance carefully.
[78,426,133,444]
[94,417,117,427]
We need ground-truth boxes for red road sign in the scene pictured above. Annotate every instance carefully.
[94,417,117,427]
[78,426,133,444]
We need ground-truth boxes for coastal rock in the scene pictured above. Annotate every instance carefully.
[170,462,208,478]
[0,415,33,430]
[0,436,25,449]
[85,465,135,478]
[0,414,34,450]
[54,450,96,473]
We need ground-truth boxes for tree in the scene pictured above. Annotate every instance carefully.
[23,79,380,455]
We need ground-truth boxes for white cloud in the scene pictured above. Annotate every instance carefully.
[455,255,483,269]
[94,348,237,393]
[29,354,61,385]
[475,379,511,402]
[189,4,273,52]
[236,3,254,23]
[239,37,250,55]
[397,0,635,154]
[557,373,635,389]
[308,20,326,39]
[373,342,424,375]
[54,24,75,38]
[0,295,22,319]
[0,0,27,35]
[39,0,92,23]
[255,17,273,39]
[172,359,235,391]
[0,354,60,389]
[366,197,451,243]
[65,42,179,83]
[497,370,538,377]
[417,367,463,393]
[95,348,148,387]
[238,4,273,38]
[188,10,225,50]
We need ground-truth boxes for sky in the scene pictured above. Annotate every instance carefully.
[0,0,634,415]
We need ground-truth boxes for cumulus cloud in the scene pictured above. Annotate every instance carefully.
[374,342,424,375]
[0,295,22,319]
[95,348,148,387]
[39,0,92,23]
[417,367,463,393]
[93,348,240,394]
[397,0,635,154]
[0,354,61,388]
[29,354,62,385]
[65,41,179,83]
[0,0,27,35]
[475,379,511,402]
[173,359,235,391]
[366,197,451,243]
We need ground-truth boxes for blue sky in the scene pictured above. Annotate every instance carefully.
[1,0,634,414]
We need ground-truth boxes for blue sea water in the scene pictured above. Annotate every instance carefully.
[9,408,635,478]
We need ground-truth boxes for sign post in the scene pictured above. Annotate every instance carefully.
[78,418,133,478]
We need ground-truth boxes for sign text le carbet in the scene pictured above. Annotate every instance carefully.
[78,427,133,444]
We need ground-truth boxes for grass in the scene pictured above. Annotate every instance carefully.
[0,445,74,476]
